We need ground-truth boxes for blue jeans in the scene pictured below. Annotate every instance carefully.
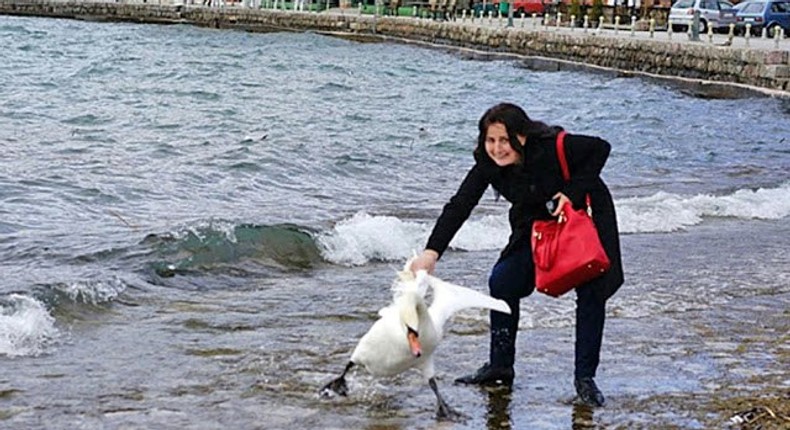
[488,241,606,378]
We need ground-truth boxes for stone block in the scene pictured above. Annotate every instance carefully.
[763,65,790,79]
[764,50,789,65]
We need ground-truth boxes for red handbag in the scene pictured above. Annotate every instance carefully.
[531,131,611,297]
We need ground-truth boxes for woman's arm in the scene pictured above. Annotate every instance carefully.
[420,163,490,265]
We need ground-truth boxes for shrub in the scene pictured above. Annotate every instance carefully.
[590,0,604,25]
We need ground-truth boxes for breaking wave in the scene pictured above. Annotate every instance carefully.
[130,183,790,271]
[616,182,790,233]
[0,294,58,357]
[318,183,790,264]
[143,221,324,277]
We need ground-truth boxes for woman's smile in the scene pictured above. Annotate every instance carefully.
[485,123,524,166]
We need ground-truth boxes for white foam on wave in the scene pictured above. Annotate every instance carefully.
[316,212,428,266]
[170,219,239,243]
[318,183,790,265]
[317,211,510,265]
[54,277,127,305]
[0,294,58,357]
[617,182,790,233]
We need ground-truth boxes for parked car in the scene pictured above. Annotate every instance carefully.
[668,0,739,33]
[511,0,545,15]
[735,0,790,35]
[489,0,544,16]
[472,0,498,16]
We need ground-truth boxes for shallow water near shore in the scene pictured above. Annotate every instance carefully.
[1,14,789,429]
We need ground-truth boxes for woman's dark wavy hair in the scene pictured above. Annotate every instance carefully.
[473,102,562,165]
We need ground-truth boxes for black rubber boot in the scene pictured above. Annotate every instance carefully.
[489,298,519,366]
[456,301,518,386]
[454,362,514,386]
[574,377,605,407]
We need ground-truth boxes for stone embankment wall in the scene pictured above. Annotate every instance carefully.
[2,0,788,96]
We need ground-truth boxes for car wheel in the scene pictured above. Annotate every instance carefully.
[698,19,707,34]
[766,23,783,38]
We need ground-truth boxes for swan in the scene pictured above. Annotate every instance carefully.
[319,263,512,419]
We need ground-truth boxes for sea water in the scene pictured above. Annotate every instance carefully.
[1,15,789,429]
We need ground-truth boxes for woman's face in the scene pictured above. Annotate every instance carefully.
[485,122,525,167]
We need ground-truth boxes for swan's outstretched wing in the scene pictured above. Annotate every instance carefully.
[426,274,511,334]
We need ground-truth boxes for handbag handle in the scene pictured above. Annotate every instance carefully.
[555,131,571,182]
[555,131,592,210]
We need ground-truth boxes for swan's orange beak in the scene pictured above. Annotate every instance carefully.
[407,328,422,358]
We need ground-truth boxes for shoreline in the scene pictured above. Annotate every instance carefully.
[335,31,790,99]
[1,1,789,98]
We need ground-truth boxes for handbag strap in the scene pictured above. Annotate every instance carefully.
[555,131,592,209]
[555,131,570,182]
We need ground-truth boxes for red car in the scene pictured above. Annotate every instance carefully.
[512,0,546,14]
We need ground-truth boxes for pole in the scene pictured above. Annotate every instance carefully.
[373,0,379,32]
[690,8,700,41]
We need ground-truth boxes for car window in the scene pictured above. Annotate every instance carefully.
[673,0,695,8]
[734,1,750,10]
[772,1,790,12]
[742,1,765,11]
[703,0,720,9]
[719,0,734,7]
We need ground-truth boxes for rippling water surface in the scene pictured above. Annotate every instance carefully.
[1,15,789,429]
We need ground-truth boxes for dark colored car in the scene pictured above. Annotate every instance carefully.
[735,0,790,36]
[472,0,498,16]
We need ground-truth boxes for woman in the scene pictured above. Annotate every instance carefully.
[410,102,623,407]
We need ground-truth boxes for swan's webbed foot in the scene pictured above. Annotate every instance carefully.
[429,377,465,421]
[319,361,354,398]
[319,376,348,398]
[435,398,463,421]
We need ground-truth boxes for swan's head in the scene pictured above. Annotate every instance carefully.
[397,291,424,358]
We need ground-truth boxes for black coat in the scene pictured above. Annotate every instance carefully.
[425,132,624,301]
